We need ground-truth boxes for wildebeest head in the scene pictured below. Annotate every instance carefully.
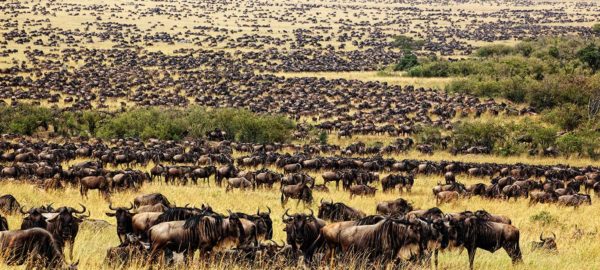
[532,232,557,252]
[317,198,334,219]
[256,207,273,239]
[105,203,134,242]
[20,206,49,229]
[282,209,321,251]
[47,204,89,242]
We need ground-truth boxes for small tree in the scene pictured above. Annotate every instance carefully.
[394,51,419,71]
[577,44,600,72]
[593,23,600,36]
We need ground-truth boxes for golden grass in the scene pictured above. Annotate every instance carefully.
[1,168,599,269]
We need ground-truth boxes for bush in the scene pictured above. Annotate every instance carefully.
[415,126,442,145]
[394,52,419,71]
[0,105,53,135]
[452,121,506,150]
[530,211,558,225]
[577,44,600,72]
[475,44,514,57]
[543,104,584,131]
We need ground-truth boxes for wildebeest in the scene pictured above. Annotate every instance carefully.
[348,184,377,198]
[45,205,89,260]
[133,193,172,208]
[232,207,273,242]
[336,217,422,263]
[529,191,559,205]
[0,228,78,269]
[0,194,20,214]
[317,199,365,221]
[436,191,459,205]
[104,235,149,268]
[376,198,414,216]
[225,177,254,192]
[557,194,591,208]
[280,180,313,206]
[0,214,8,231]
[216,164,238,187]
[282,209,325,262]
[105,203,135,244]
[79,176,110,199]
[148,212,245,263]
[531,232,557,253]
[457,213,522,270]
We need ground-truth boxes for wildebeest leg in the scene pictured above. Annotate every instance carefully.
[504,241,522,265]
[468,247,476,270]
[434,249,439,270]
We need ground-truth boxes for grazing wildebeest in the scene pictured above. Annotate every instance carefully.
[190,166,216,185]
[457,214,522,270]
[317,199,365,221]
[337,217,422,263]
[283,163,302,174]
[322,171,342,189]
[529,191,559,205]
[225,177,254,192]
[348,184,377,198]
[255,170,282,188]
[557,194,591,208]
[133,193,172,208]
[0,194,20,214]
[280,180,314,206]
[531,232,557,253]
[105,203,135,244]
[376,198,414,216]
[436,191,459,205]
[216,164,238,187]
[0,228,78,269]
[79,176,110,199]
[148,212,245,264]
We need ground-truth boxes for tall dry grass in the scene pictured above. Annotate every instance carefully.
[1,167,599,269]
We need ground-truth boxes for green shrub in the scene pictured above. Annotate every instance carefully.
[475,44,515,57]
[577,44,600,72]
[452,121,506,150]
[0,105,53,135]
[415,126,442,145]
[543,104,584,131]
[394,52,419,71]
[530,211,558,225]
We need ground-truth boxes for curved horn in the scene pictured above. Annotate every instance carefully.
[551,232,556,239]
[74,203,86,214]
[19,206,28,215]
[257,207,260,215]
[282,208,291,221]
[77,210,91,219]
[308,208,314,217]
[109,203,117,211]
[126,202,134,211]
[540,232,544,241]
[267,206,271,214]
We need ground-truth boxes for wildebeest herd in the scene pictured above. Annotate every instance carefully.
[0,136,597,269]
[0,0,599,269]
